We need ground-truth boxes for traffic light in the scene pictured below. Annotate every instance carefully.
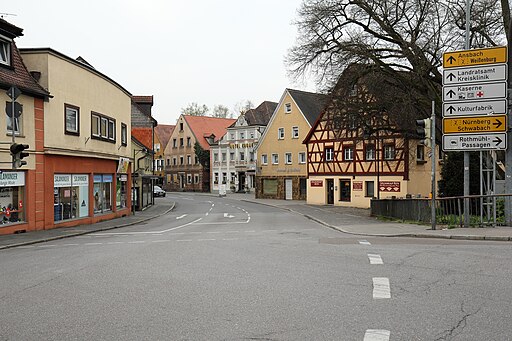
[10,143,29,169]
[416,118,432,147]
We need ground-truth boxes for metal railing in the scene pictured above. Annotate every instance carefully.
[371,194,511,228]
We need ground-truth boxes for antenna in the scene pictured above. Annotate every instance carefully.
[0,13,17,19]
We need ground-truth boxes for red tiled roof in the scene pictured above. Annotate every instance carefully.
[184,115,236,150]
[154,124,175,149]
[131,128,153,150]
[0,42,49,99]
[132,95,154,104]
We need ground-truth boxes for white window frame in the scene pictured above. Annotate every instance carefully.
[278,127,285,140]
[384,145,395,160]
[365,144,375,161]
[285,152,292,165]
[65,104,79,135]
[121,123,127,145]
[298,152,306,164]
[344,146,354,161]
[261,154,268,165]
[272,153,279,164]
[292,126,299,139]
[0,37,11,66]
[285,103,292,113]
[325,147,334,161]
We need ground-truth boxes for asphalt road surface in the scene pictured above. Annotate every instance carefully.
[1,193,511,340]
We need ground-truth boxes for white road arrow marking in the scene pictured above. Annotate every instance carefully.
[364,329,390,341]
[224,213,234,218]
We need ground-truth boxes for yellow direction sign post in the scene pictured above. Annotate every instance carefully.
[443,46,507,68]
[443,115,507,134]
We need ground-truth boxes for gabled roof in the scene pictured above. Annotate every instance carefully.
[0,19,49,98]
[287,89,328,126]
[154,124,175,149]
[255,88,327,152]
[131,127,153,150]
[242,101,278,126]
[184,115,236,150]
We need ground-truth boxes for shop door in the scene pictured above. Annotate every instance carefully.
[285,179,293,200]
[340,179,351,202]
[238,173,246,192]
[326,179,334,205]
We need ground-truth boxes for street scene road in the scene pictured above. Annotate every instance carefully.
[1,193,512,340]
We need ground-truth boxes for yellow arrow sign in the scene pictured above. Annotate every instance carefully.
[443,46,507,68]
[443,115,507,134]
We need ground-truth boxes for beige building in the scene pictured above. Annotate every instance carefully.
[20,47,133,229]
[255,89,327,200]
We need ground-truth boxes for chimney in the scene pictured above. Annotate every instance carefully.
[30,71,41,83]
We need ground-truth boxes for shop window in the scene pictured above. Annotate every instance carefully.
[0,171,26,224]
[65,104,80,135]
[365,181,375,198]
[116,174,128,208]
[263,179,278,195]
[54,174,89,221]
[93,174,112,214]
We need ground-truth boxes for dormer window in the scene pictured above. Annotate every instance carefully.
[0,37,11,66]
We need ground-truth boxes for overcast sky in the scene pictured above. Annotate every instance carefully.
[6,0,314,125]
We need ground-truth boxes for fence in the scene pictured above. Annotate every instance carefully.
[371,194,511,228]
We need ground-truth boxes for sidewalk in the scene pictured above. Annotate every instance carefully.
[1,193,511,250]
[227,193,512,242]
[0,200,175,250]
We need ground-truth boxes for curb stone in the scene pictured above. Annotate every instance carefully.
[0,202,176,250]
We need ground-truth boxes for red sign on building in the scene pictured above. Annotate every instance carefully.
[310,180,323,187]
[379,181,401,192]
[353,181,363,191]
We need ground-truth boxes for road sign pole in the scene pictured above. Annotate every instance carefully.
[431,101,436,230]
[463,0,471,228]
[506,17,512,225]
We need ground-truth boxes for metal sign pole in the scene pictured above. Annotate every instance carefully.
[463,0,471,227]
[431,101,436,230]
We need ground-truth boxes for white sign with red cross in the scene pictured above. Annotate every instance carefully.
[443,82,507,102]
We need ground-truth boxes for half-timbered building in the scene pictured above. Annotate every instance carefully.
[304,68,439,208]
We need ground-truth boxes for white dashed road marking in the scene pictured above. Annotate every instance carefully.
[372,277,391,299]
[364,329,390,341]
[368,254,383,265]
[176,214,187,220]
[359,240,371,245]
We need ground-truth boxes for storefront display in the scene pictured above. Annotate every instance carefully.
[116,174,127,208]
[93,174,112,214]
[54,174,89,222]
[0,171,25,225]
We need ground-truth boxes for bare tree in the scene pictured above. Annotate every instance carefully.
[212,104,232,118]
[181,102,209,116]
[233,100,254,115]
[287,0,508,124]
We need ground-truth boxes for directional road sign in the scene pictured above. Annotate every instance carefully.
[443,64,507,85]
[442,115,507,134]
[443,82,506,102]
[443,133,507,151]
[443,99,506,117]
[443,46,507,68]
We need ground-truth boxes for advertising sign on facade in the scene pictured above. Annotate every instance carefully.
[0,171,25,187]
[353,181,363,191]
[379,181,400,192]
[310,180,323,187]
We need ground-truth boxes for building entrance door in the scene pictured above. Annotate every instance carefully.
[326,179,334,204]
[285,179,293,200]
[238,172,246,192]
[340,179,351,201]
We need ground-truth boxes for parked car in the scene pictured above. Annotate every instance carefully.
[153,185,166,197]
